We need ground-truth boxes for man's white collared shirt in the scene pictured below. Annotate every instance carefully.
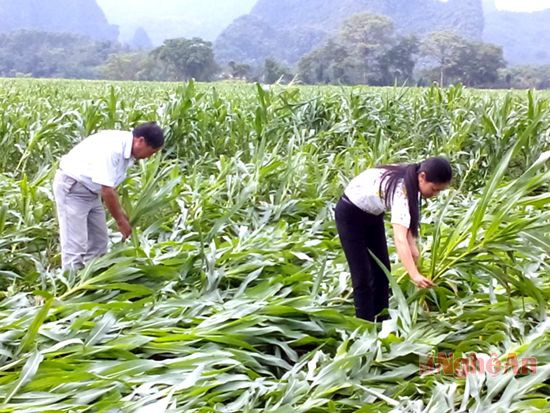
[60,130,134,193]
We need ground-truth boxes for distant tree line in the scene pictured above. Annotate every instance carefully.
[295,13,533,88]
[0,31,121,79]
[1,12,549,89]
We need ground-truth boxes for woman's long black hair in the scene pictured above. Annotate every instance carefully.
[377,157,452,237]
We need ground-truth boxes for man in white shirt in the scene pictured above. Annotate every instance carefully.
[53,122,164,271]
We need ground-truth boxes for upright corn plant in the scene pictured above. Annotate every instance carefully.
[0,79,548,412]
[427,136,549,318]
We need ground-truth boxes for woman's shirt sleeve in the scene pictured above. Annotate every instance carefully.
[390,183,411,228]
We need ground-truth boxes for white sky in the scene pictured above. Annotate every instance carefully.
[494,0,550,11]
[439,0,550,11]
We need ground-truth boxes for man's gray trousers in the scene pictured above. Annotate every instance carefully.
[53,171,108,270]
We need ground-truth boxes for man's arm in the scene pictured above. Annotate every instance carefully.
[393,224,434,288]
[101,186,132,239]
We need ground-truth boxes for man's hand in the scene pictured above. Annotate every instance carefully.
[117,216,132,240]
[410,273,435,288]
[101,186,132,240]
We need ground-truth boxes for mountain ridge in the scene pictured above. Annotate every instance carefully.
[0,0,117,41]
[96,0,256,44]
[215,0,550,66]
[214,0,484,66]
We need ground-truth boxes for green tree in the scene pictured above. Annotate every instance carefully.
[340,13,395,84]
[99,52,155,80]
[297,39,351,84]
[377,36,419,85]
[421,31,506,87]
[0,30,122,79]
[228,61,253,81]
[263,58,292,84]
[420,31,468,86]
[499,65,550,89]
[152,37,218,81]
[459,42,505,86]
[297,14,419,86]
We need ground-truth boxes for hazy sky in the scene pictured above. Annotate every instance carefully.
[96,0,550,14]
[95,0,550,43]
[495,0,550,11]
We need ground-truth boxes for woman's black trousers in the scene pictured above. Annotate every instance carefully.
[335,195,391,321]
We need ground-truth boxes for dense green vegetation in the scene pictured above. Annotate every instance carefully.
[0,79,548,411]
[0,31,124,79]
[2,25,548,90]
[296,15,505,87]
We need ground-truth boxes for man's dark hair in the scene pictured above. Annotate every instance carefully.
[133,122,164,148]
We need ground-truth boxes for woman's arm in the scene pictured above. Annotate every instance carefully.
[407,230,420,264]
[392,224,434,288]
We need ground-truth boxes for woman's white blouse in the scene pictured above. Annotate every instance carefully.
[344,168,411,228]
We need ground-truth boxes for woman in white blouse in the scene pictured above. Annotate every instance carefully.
[335,157,452,321]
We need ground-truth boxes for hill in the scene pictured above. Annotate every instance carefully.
[214,0,484,65]
[0,0,117,41]
[483,0,550,65]
[96,0,256,45]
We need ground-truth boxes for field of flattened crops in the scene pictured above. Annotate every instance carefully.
[0,79,548,412]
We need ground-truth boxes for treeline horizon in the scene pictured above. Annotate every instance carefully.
[1,12,549,89]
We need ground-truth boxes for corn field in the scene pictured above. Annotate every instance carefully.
[0,78,548,412]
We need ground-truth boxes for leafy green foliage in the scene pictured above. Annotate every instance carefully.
[298,14,420,86]
[420,31,506,87]
[298,17,505,87]
[499,65,550,89]
[0,30,123,79]
[298,40,352,85]
[262,59,293,84]
[152,37,219,82]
